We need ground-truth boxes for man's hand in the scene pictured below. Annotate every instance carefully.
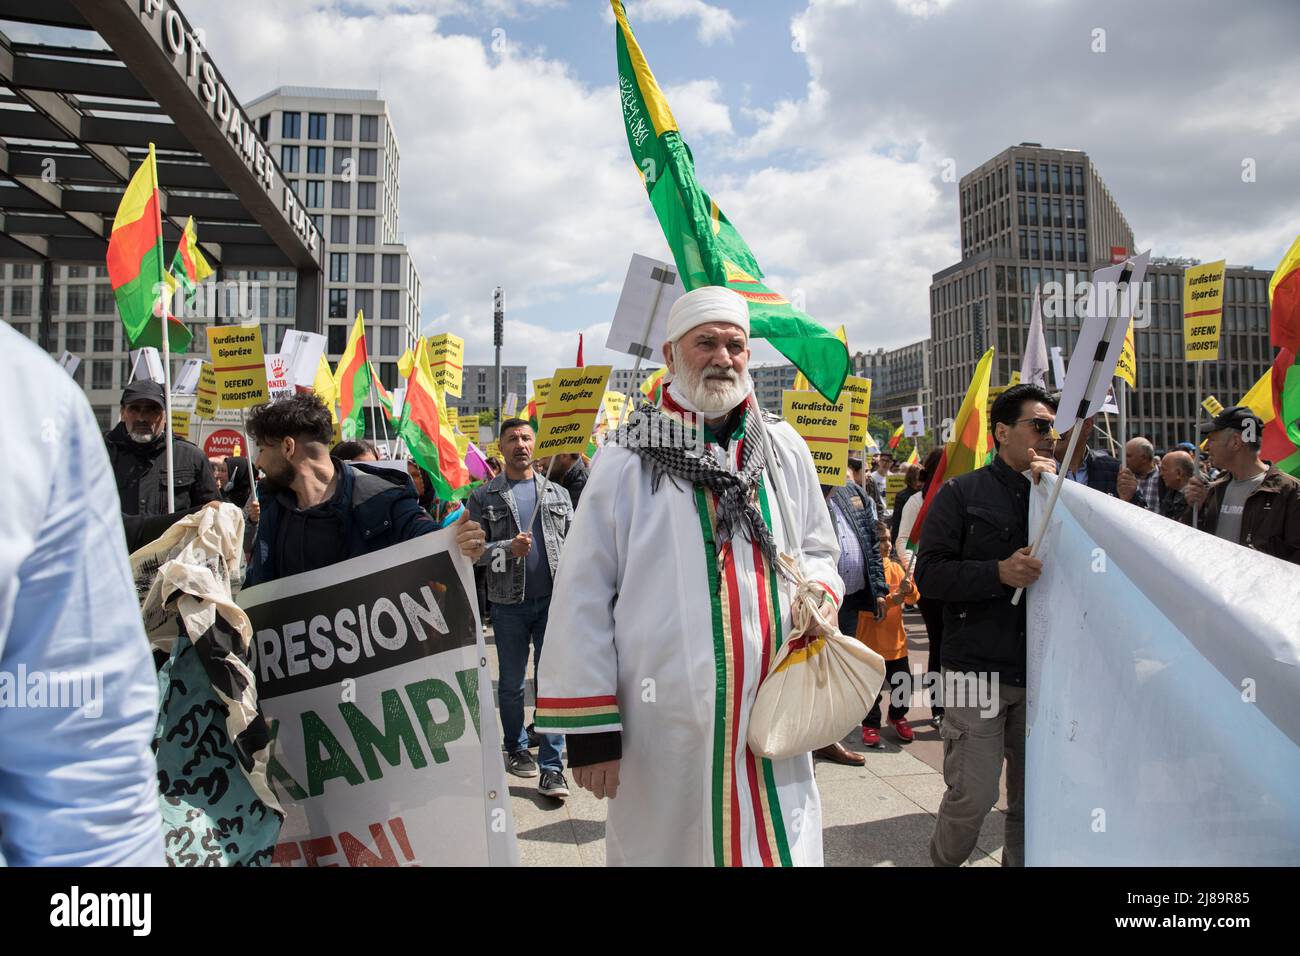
[874,595,887,622]
[573,759,621,799]
[998,546,1043,588]
[1028,449,1057,485]
[1183,476,1208,507]
[510,531,533,558]
[1116,466,1138,502]
[453,511,487,560]
[246,498,261,522]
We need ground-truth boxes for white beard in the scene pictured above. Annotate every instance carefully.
[670,346,753,415]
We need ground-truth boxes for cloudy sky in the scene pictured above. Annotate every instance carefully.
[160,0,1300,370]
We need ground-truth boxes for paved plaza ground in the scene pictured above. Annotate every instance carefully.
[485,610,1009,866]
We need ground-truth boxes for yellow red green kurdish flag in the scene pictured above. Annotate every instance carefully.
[842,376,871,446]
[107,143,191,353]
[907,347,995,550]
[164,215,214,306]
[782,390,849,483]
[639,366,667,405]
[536,366,612,457]
[611,1,850,402]
[1182,260,1226,361]
[1265,235,1300,473]
[206,324,268,409]
[333,313,372,440]
[397,338,471,499]
[887,423,905,451]
[372,364,399,424]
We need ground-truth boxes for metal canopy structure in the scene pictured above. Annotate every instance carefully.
[0,0,322,330]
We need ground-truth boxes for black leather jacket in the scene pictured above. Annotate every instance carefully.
[915,455,1030,686]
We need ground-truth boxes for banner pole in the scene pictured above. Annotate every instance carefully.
[1117,378,1128,471]
[628,268,669,399]
[147,142,176,514]
[1192,361,1204,529]
[1101,410,1118,457]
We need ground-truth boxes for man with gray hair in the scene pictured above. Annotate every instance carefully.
[1156,449,1195,522]
[537,285,844,865]
[1123,437,1161,512]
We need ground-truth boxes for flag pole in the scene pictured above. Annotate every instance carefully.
[148,142,177,514]
[628,265,670,399]
[1117,378,1128,471]
[1192,361,1203,529]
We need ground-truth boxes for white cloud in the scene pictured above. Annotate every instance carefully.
[616,0,739,45]
[663,79,733,136]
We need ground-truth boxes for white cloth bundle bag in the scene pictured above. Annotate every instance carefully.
[746,423,886,759]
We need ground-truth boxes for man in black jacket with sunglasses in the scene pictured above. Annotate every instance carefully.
[915,383,1058,868]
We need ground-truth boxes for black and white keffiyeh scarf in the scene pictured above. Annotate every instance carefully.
[612,388,780,565]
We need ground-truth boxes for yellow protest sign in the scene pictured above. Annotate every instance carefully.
[486,440,501,460]
[1202,395,1224,417]
[782,390,849,483]
[535,366,611,456]
[532,377,552,422]
[602,391,628,429]
[207,325,268,408]
[1115,324,1137,388]
[841,376,872,446]
[195,362,218,419]
[426,333,464,397]
[171,408,191,441]
[446,405,459,433]
[885,473,908,510]
[1183,260,1226,361]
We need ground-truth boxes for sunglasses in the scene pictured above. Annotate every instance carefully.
[1014,417,1059,438]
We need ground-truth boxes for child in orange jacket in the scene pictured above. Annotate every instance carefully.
[856,522,920,745]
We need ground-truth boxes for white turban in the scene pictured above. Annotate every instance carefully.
[665,285,750,345]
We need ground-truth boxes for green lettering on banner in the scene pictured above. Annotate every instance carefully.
[455,668,481,740]
[303,709,365,796]
[405,678,466,764]
[265,718,308,801]
[340,690,428,780]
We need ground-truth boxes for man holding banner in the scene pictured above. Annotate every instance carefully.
[536,286,844,865]
[916,383,1058,867]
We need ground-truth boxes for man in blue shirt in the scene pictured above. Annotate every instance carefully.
[0,326,163,866]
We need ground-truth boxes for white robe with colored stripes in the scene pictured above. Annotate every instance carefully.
[537,392,843,866]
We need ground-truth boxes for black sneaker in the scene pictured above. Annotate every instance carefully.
[506,749,539,778]
[538,769,570,799]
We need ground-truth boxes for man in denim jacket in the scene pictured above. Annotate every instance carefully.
[466,418,574,799]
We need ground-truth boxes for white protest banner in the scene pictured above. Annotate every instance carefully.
[265,352,293,401]
[902,404,925,438]
[1026,477,1300,865]
[605,253,684,360]
[1049,346,1066,391]
[173,357,203,396]
[238,528,518,867]
[130,347,165,383]
[504,392,518,417]
[281,330,328,391]
[57,351,81,378]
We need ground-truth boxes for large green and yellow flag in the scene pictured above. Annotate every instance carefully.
[612,1,850,402]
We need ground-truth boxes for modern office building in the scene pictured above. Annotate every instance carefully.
[448,364,528,419]
[852,339,933,431]
[245,87,421,399]
[609,364,662,398]
[928,143,1272,450]
[0,0,324,428]
[750,362,798,413]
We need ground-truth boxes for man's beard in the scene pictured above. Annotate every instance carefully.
[129,425,159,444]
[260,460,295,492]
[672,347,752,415]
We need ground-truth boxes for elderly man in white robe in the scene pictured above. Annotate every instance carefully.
[536,286,844,866]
